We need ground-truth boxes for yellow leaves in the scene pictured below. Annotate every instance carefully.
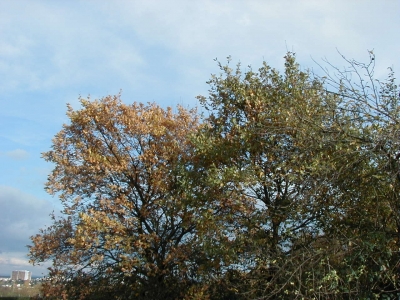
[43,95,200,206]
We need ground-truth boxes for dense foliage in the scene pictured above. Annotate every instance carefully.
[29,52,400,299]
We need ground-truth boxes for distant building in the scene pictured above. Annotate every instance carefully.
[11,270,31,281]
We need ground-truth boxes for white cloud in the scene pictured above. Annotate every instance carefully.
[104,0,400,63]
[0,255,31,267]
[0,1,146,93]
[0,186,54,275]
[0,251,51,276]
[1,0,398,105]
[74,0,399,99]
[5,149,29,161]
[0,185,53,253]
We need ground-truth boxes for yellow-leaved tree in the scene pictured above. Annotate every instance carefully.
[29,95,215,299]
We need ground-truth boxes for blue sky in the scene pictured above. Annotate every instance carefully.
[0,0,399,277]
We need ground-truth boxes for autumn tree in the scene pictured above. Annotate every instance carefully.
[29,52,400,299]
[29,95,215,299]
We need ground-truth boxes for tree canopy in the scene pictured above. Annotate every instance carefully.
[29,52,400,299]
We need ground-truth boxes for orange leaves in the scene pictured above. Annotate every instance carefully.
[30,93,209,298]
[29,53,400,298]
[42,95,199,202]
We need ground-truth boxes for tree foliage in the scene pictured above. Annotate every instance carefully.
[30,52,400,299]
[29,96,211,299]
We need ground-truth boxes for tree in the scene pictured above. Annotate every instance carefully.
[193,53,342,298]
[29,95,211,299]
[30,52,400,299]
[310,51,400,298]
[194,52,400,299]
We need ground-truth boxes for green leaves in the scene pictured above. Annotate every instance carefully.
[193,52,400,299]
[29,52,400,299]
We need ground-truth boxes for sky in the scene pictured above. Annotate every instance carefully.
[0,0,399,277]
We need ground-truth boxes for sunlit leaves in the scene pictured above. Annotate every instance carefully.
[195,52,400,298]
[29,52,400,299]
[29,95,210,299]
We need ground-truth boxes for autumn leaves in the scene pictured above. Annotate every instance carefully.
[29,53,400,299]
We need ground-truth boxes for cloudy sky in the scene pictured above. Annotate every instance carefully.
[0,0,399,277]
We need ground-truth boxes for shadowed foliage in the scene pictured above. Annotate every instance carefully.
[30,52,400,299]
